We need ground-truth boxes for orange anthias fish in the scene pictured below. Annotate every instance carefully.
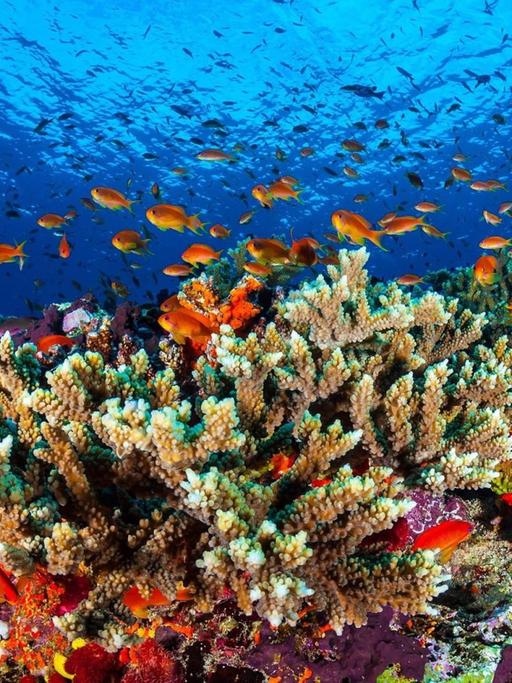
[300,147,314,157]
[251,184,273,208]
[396,274,424,285]
[479,236,512,250]
[422,224,448,239]
[377,211,397,227]
[331,209,387,250]
[342,139,365,152]
[158,310,213,345]
[246,238,290,264]
[474,254,500,286]
[181,243,222,266]
[209,224,231,238]
[289,237,320,266]
[122,585,170,619]
[111,281,129,297]
[59,235,71,259]
[0,242,27,270]
[159,294,180,312]
[243,262,273,277]
[146,204,204,234]
[471,179,506,191]
[268,181,302,202]
[37,334,75,354]
[412,520,473,563]
[0,565,19,604]
[196,148,234,161]
[343,166,359,178]
[280,176,299,187]
[239,210,256,224]
[162,264,193,277]
[498,201,512,214]
[91,186,136,212]
[482,210,502,226]
[112,230,150,255]
[414,201,441,213]
[151,182,161,200]
[37,213,68,229]
[451,167,472,182]
[383,215,429,235]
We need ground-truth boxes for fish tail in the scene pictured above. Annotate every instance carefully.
[216,249,224,259]
[127,199,140,214]
[368,231,388,251]
[187,215,206,234]
[16,241,28,270]
[295,189,305,204]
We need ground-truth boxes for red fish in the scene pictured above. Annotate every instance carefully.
[271,453,295,478]
[500,493,512,506]
[122,585,169,619]
[0,565,18,604]
[37,334,75,354]
[412,520,473,562]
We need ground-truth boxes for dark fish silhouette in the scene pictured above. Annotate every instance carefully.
[341,84,385,99]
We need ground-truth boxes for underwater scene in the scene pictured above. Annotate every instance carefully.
[3,0,512,681]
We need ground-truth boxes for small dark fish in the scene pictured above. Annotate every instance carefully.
[406,172,423,189]
[34,118,52,134]
[447,103,461,113]
[341,84,385,99]
[323,166,338,176]
[143,24,151,39]
[353,121,367,130]
[15,166,30,175]
[5,210,20,218]
[202,118,224,128]
[275,27,286,33]
[492,113,506,124]
[189,136,204,145]
[58,112,73,120]
[171,104,192,118]
[183,47,193,57]
[213,30,223,38]
[444,177,454,189]
[143,152,159,159]
[293,124,308,133]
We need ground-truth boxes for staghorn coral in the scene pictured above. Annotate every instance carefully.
[0,248,511,677]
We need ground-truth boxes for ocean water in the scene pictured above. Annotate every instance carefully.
[0,0,511,316]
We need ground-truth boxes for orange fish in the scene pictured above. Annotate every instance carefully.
[239,210,256,224]
[37,213,68,229]
[159,295,180,312]
[0,241,27,270]
[377,211,397,227]
[300,147,314,157]
[353,193,369,203]
[500,493,512,506]
[383,215,428,235]
[279,175,299,187]
[498,202,512,214]
[162,264,193,277]
[268,180,302,202]
[412,520,473,563]
[243,262,273,277]
[181,243,222,266]
[479,236,512,249]
[482,210,502,226]
[146,204,204,234]
[0,565,18,604]
[209,224,230,238]
[342,139,365,152]
[37,334,75,354]
[251,184,273,208]
[451,167,472,182]
[271,453,295,478]
[452,153,467,162]
[289,237,319,266]
[351,152,364,164]
[91,186,136,211]
[375,119,389,129]
[151,182,161,200]
[474,254,499,286]
[158,310,212,345]
[172,167,188,175]
[165,621,194,638]
[343,166,359,178]
[246,238,290,264]
[331,209,387,250]
[64,210,77,221]
[111,281,128,297]
[396,274,424,285]
[122,585,169,619]
[112,230,150,255]
[59,235,71,259]
[196,148,234,161]
[421,225,448,239]
[175,586,195,601]
[414,201,441,213]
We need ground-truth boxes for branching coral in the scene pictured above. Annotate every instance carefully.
[0,247,510,676]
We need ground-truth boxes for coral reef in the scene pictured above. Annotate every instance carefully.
[0,247,511,679]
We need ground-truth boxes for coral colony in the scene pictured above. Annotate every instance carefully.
[0,246,511,681]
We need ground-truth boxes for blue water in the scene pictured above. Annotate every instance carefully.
[1,0,512,316]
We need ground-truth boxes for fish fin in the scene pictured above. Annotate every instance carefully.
[215,249,224,259]
[171,331,186,345]
[295,189,305,204]
[418,214,427,223]
[127,199,141,214]
[487,273,501,285]
[439,544,458,564]
[368,231,388,251]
